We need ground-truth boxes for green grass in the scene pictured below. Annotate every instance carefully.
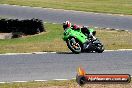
[0,80,76,88]
[0,23,131,53]
[0,0,132,15]
[96,29,132,50]
[0,80,131,88]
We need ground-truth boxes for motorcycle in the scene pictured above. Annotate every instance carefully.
[63,27,104,54]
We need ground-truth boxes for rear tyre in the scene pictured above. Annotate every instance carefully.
[95,43,104,53]
[66,37,82,54]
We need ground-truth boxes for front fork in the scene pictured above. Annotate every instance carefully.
[71,38,76,45]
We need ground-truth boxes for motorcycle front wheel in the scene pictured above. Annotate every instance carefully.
[66,37,82,54]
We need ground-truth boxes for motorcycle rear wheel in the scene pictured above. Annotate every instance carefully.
[95,43,104,53]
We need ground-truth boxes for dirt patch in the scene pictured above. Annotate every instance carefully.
[0,33,13,39]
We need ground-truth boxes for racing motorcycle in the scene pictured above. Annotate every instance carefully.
[63,27,104,54]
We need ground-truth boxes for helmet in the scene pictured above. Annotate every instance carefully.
[63,21,71,30]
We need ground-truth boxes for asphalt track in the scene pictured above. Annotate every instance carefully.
[0,51,132,82]
[0,4,132,31]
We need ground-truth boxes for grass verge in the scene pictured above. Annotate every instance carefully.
[0,0,132,15]
[0,23,131,53]
[0,80,131,88]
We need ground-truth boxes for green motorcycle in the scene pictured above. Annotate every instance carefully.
[63,27,104,54]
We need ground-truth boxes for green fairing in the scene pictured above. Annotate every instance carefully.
[63,28,87,43]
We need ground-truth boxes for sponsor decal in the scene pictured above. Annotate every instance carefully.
[76,67,131,86]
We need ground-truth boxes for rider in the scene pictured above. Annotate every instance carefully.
[63,21,96,40]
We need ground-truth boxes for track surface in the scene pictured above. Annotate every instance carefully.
[0,51,132,82]
[0,4,132,31]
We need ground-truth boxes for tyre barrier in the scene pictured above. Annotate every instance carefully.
[0,18,45,35]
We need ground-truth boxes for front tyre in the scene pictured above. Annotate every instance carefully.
[66,38,82,54]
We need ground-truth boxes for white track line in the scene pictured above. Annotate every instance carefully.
[94,27,98,29]
[0,82,7,84]
[32,52,48,54]
[0,78,76,84]
[106,28,110,30]
[53,79,69,81]
[115,29,119,31]
[34,80,48,82]
[12,81,28,83]
[104,50,116,52]
[118,49,132,51]
[0,49,131,55]
[104,49,132,52]
[0,52,40,55]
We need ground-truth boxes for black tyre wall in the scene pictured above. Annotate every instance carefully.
[0,18,45,34]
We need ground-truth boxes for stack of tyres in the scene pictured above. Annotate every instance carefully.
[7,19,19,32]
[0,18,45,35]
[0,19,8,32]
[36,19,45,32]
